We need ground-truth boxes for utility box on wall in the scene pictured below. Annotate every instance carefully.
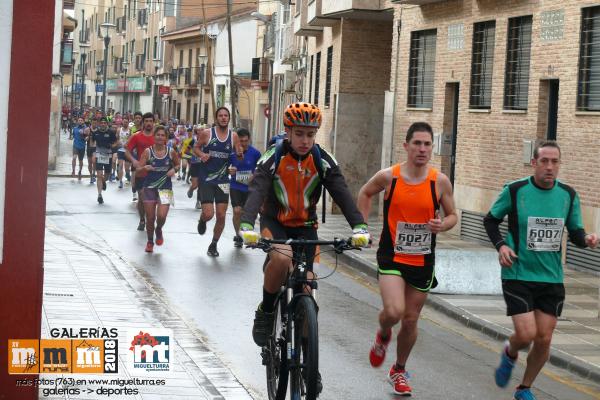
[434,132,453,156]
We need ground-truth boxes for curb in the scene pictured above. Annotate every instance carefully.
[328,245,600,384]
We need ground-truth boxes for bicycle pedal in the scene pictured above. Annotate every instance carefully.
[260,348,270,366]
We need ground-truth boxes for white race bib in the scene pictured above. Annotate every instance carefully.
[159,189,174,206]
[235,170,252,185]
[526,217,564,251]
[95,151,111,164]
[394,222,432,255]
[218,183,230,194]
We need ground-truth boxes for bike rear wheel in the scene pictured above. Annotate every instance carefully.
[290,296,319,400]
[266,296,288,400]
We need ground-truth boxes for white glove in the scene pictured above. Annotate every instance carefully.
[351,224,370,248]
[239,223,260,246]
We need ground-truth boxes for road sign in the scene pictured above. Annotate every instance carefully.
[95,84,104,92]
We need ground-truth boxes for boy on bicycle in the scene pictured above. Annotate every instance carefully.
[239,102,370,349]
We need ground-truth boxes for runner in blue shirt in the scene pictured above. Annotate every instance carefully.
[228,128,261,247]
[71,117,87,180]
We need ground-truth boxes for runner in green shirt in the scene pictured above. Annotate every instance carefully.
[484,140,598,400]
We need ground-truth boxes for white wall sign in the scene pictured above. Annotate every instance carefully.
[0,0,13,263]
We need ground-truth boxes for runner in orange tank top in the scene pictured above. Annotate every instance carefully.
[357,122,457,396]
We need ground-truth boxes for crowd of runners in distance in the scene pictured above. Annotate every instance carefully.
[63,102,599,400]
[65,106,260,256]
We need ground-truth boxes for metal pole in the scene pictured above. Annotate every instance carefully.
[226,0,236,127]
[79,53,87,113]
[266,59,273,143]
[198,64,205,124]
[101,36,110,112]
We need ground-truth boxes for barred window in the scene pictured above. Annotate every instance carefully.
[407,29,437,108]
[504,16,532,110]
[325,46,333,107]
[314,51,321,105]
[470,21,496,109]
[578,6,600,111]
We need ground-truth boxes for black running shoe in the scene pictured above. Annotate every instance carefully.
[137,219,145,231]
[252,303,274,347]
[187,188,193,198]
[233,235,243,248]
[197,219,206,235]
[102,180,107,191]
[97,195,104,204]
[207,242,219,257]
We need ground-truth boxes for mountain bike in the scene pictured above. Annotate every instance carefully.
[249,237,360,400]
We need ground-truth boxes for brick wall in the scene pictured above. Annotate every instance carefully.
[393,0,600,223]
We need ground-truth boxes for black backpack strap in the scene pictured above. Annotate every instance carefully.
[430,180,440,212]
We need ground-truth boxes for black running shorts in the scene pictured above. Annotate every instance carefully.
[377,259,438,292]
[200,183,229,204]
[502,280,565,317]
[230,188,249,208]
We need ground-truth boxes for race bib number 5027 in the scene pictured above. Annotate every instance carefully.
[526,217,564,252]
[394,222,432,255]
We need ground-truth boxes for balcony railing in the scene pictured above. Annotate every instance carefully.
[171,67,206,87]
[60,39,74,70]
[321,0,393,19]
[137,9,148,27]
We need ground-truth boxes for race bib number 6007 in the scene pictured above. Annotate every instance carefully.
[394,222,432,255]
[526,217,564,251]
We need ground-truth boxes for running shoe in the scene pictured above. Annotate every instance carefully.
[145,241,154,253]
[118,180,123,189]
[388,365,412,396]
[195,200,202,210]
[137,219,145,231]
[78,171,82,181]
[102,180,107,191]
[369,329,392,367]
[187,188,193,198]
[125,171,131,181]
[252,303,274,347]
[91,176,96,184]
[177,175,182,181]
[89,177,94,185]
[513,388,536,400]
[207,242,219,257]
[197,219,206,235]
[97,195,104,204]
[495,341,517,388]
[233,235,243,248]
[109,172,115,182]
[132,192,138,202]
[155,229,164,246]
[71,171,75,177]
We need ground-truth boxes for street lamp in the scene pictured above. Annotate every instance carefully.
[70,49,79,115]
[121,61,129,114]
[153,59,162,116]
[197,50,208,124]
[79,43,90,114]
[100,22,116,112]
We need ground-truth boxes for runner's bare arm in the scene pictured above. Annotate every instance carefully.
[436,173,458,232]
[232,131,243,158]
[193,129,210,160]
[357,168,393,223]
[138,148,152,173]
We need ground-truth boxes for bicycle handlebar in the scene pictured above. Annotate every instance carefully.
[247,237,361,253]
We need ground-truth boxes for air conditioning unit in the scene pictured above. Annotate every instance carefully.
[283,70,296,92]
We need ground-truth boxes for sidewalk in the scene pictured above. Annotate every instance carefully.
[49,131,91,178]
[41,225,253,400]
[318,213,600,383]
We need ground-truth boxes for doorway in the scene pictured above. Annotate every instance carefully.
[537,79,559,141]
[442,82,460,186]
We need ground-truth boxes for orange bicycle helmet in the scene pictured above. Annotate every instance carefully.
[283,103,322,128]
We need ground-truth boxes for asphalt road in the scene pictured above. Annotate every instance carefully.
[45,175,600,400]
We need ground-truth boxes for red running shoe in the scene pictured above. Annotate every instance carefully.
[369,329,391,367]
[145,241,154,253]
[388,364,412,396]
[156,229,164,246]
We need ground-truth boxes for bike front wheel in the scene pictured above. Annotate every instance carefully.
[290,296,319,400]
[266,297,288,400]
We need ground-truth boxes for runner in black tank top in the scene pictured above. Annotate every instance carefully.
[193,107,242,257]
[138,125,180,253]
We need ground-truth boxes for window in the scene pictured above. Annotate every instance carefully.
[470,21,496,109]
[325,46,333,107]
[314,51,321,105]
[188,49,192,67]
[578,6,600,111]
[309,55,314,103]
[143,38,148,60]
[179,50,183,67]
[504,16,532,110]
[153,36,158,59]
[282,3,291,24]
[407,29,437,108]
